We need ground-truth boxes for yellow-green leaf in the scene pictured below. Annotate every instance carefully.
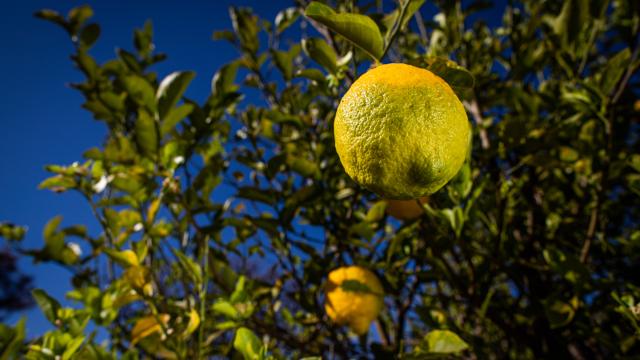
[304,1,383,61]
[131,314,170,345]
[423,329,469,354]
[233,327,262,360]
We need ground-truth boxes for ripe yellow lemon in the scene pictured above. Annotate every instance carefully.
[324,266,384,335]
[334,63,470,199]
[386,196,428,221]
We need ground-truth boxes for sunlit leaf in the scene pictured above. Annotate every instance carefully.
[122,75,157,112]
[304,1,383,61]
[156,71,195,119]
[31,289,61,324]
[422,329,469,354]
[212,62,239,95]
[233,327,262,360]
[130,314,170,345]
[135,109,159,159]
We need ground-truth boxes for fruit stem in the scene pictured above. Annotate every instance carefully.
[380,0,410,61]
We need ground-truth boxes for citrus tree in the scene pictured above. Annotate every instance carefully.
[1,0,640,358]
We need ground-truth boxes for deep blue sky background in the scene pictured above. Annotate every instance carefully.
[1,0,508,338]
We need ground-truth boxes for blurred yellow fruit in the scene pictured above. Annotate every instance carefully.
[334,63,470,199]
[324,266,384,335]
[385,197,429,220]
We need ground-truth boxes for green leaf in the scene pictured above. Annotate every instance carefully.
[341,279,381,295]
[74,53,99,79]
[249,216,279,237]
[272,44,301,81]
[229,7,260,54]
[102,248,139,268]
[546,0,590,49]
[383,0,426,35]
[365,201,387,222]
[436,207,465,238]
[172,249,203,286]
[349,221,375,240]
[62,336,85,360]
[79,23,100,48]
[629,154,640,173]
[212,62,239,95]
[212,300,239,319]
[230,275,250,303]
[0,223,27,242]
[275,7,300,34]
[448,160,472,202]
[302,38,338,74]
[286,156,320,179]
[543,247,589,284]
[295,69,326,83]
[425,57,475,96]
[543,296,578,329]
[34,9,67,29]
[68,5,94,29]
[32,289,61,324]
[99,91,125,112]
[304,2,384,61]
[399,0,426,29]
[423,329,469,354]
[233,327,262,360]
[600,48,631,94]
[156,71,196,119]
[38,175,76,192]
[43,216,65,255]
[0,318,26,360]
[135,109,159,159]
[68,222,89,240]
[134,20,154,56]
[117,49,142,72]
[160,103,194,136]
[212,30,235,42]
[266,110,304,128]
[122,75,157,112]
[237,187,277,205]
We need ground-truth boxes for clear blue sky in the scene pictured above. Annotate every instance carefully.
[0,0,291,337]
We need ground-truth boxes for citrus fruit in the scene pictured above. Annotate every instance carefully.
[324,266,384,335]
[334,63,470,199]
[386,196,428,221]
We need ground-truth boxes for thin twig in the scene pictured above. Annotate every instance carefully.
[577,21,601,75]
[197,234,210,358]
[380,0,410,61]
[612,42,640,104]
[464,99,490,150]
[414,10,428,51]
[580,202,599,263]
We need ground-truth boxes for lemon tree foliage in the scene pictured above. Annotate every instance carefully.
[0,0,639,358]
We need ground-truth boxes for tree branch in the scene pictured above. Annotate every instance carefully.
[612,34,640,104]
[580,201,599,263]
[464,99,490,150]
